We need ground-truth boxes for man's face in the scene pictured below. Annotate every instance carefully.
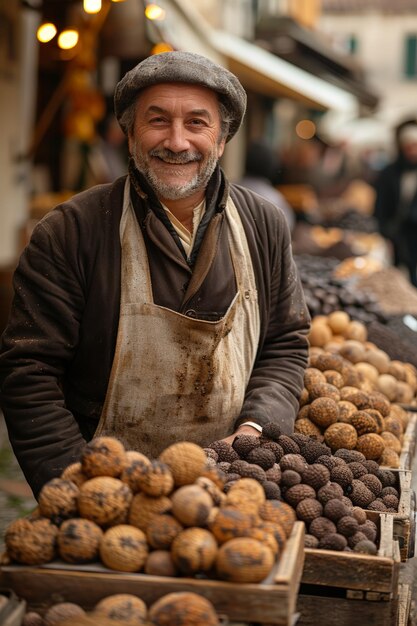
[128,83,226,201]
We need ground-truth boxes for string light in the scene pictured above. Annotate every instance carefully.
[83,0,102,14]
[58,29,79,50]
[296,119,316,140]
[151,42,174,54]
[37,22,57,43]
[145,4,166,20]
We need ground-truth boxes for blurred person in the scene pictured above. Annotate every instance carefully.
[0,51,310,497]
[374,119,417,286]
[237,139,296,232]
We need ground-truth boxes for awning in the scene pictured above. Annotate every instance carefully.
[156,0,360,115]
[208,30,359,115]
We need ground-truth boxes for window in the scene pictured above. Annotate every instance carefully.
[405,34,417,77]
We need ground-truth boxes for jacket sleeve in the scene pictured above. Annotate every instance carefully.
[0,210,88,497]
[236,211,310,435]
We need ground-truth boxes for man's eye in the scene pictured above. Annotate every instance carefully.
[189,119,205,126]
[150,117,167,124]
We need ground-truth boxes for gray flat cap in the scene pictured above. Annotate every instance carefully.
[114,51,247,142]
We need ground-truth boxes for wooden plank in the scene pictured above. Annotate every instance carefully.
[296,591,399,626]
[399,414,417,470]
[302,515,400,594]
[0,522,304,626]
[397,584,411,626]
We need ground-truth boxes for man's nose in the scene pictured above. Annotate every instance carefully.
[163,121,190,152]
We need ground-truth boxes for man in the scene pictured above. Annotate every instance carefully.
[374,119,417,287]
[0,51,310,498]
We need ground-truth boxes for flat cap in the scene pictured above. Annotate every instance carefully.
[114,51,247,142]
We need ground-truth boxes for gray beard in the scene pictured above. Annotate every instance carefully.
[131,144,219,200]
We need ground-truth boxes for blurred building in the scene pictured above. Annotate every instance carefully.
[320,0,417,128]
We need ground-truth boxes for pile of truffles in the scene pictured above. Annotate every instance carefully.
[4,437,293,585]
[22,591,221,626]
[206,423,401,553]
[296,311,416,468]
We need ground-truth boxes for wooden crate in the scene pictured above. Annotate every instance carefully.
[399,413,417,470]
[367,469,416,561]
[298,514,406,626]
[302,513,400,598]
[0,522,305,626]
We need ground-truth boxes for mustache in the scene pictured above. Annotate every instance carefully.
[149,148,203,164]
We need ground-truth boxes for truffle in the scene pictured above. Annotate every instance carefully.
[281,470,302,488]
[259,499,296,537]
[61,462,87,488]
[304,367,327,389]
[262,481,281,500]
[93,594,147,625]
[316,455,343,471]
[377,469,397,487]
[171,484,213,527]
[308,383,341,403]
[348,462,368,478]
[277,435,300,455]
[265,464,282,484]
[304,534,319,549]
[300,441,331,464]
[260,441,285,462]
[335,449,366,464]
[227,477,266,504]
[349,479,374,508]
[324,423,358,452]
[100,524,148,572]
[284,484,316,508]
[324,370,345,388]
[216,538,274,583]
[232,434,260,458]
[330,465,353,489]
[294,418,323,440]
[309,397,339,428]
[378,448,400,468]
[352,507,367,525]
[146,514,183,550]
[206,440,239,463]
[57,518,103,563]
[348,411,378,436]
[134,460,174,497]
[22,613,44,626]
[129,493,172,531]
[339,387,369,410]
[314,353,346,373]
[81,436,126,478]
[368,391,391,417]
[355,433,385,460]
[318,533,347,551]
[337,400,358,422]
[120,451,152,493]
[171,527,218,575]
[43,603,85,626]
[5,517,58,565]
[364,409,385,433]
[296,498,323,524]
[144,550,179,577]
[246,447,276,470]
[336,515,359,537]
[323,498,351,522]
[367,500,387,512]
[354,539,378,555]
[38,478,79,524]
[262,422,282,441]
[383,494,399,510]
[309,516,336,539]
[348,531,368,548]
[209,507,254,544]
[204,448,219,462]
[78,477,133,527]
[148,591,219,626]
[359,519,378,542]
[302,464,330,490]
[360,473,382,496]
[317,482,344,505]
[159,442,207,486]
[361,459,381,475]
[279,453,307,474]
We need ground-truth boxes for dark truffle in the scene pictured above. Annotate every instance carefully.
[316,455,343,471]
[377,470,397,488]
[359,519,378,542]
[361,460,380,475]
[281,470,302,488]
[301,441,332,464]
[204,448,219,462]
[348,462,368,479]
[261,441,285,462]
[381,486,399,498]
[302,464,330,490]
[262,481,281,500]
[350,479,374,508]
[323,498,351,522]
[360,474,382,496]
[284,484,316,508]
[265,464,282,484]
[262,422,282,441]
[317,482,344,505]
[383,494,399,510]
[348,531,368,548]
[336,515,359,537]
[368,500,387,512]
[309,516,337,539]
[335,449,366,464]
[319,533,348,551]
[224,472,241,483]
[304,534,319,549]
[238,462,267,483]
[279,454,307,474]
[354,539,378,555]
[246,447,276,470]
[330,465,353,489]
[278,435,300,455]
[217,462,231,473]
[232,434,260,459]
[208,440,239,463]
[296,498,323,524]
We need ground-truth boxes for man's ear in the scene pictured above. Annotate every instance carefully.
[217,138,226,159]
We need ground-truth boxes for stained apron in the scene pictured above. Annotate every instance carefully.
[95,179,260,457]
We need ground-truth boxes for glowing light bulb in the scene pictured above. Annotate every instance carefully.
[295,119,316,140]
[58,30,79,50]
[37,22,57,43]
[83,0,102,13]
[145,4,166,20]
[151,42,174,55]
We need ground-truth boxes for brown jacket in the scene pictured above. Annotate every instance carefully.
[0,169,310,496]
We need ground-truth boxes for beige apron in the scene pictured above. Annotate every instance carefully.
[95,179,260,457]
